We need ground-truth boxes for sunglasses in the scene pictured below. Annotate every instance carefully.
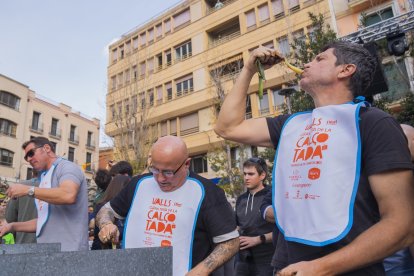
[24,146,43,161]
[248,157,267,171]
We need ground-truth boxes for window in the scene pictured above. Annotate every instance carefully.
[164,18,171,34]
[190,154,208,173]
[262,41,274,49]
[382,59,410,101]
[170,119,177,136]
[132,36,139,50]
[176,75,193,97]
[288,0,300,12]
[110,104,115,120]
[156,24,162,39]
[131,96,138,114]
[111,76,116,90]
[148,28,154,44]
[0,91,20,110]
[278,36,290,56]
[117,72,123,88]
[117,101,122,116]
[0,118,17,137]
[69,125,78,144]
[148,58,154,74]
[246,96,252,119]
[180,112,199,135]
[156,54,163,70]
[85,152,92,172]
[50,118,60,138]
[119,45,124,59]
[246,10,256,31]
[139,62,146,77]
[125,69,130,84]
[364,7,394,26]
[271,0,284,18]
[31,111,42,132]
[272,87,285,112]
[173,9,190,29]
[125,41,131,55]
[166,82,172,100]
[26,167,34,180]
[112,48,117,63]
[293,30,305,55]
[140,32,146,47]
[258,4,270,24]
[139,93,146,109]
[0,148,13,166]
[165,50,172,67]
[68,147,75,162]
[209,55,243,80]
[258,92,269,115]
[175,40,192,61]
[148,89,154,106]
[124,99,130,115]
[156,86,163,104]
[161,121,167,137]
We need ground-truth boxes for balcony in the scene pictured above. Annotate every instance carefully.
[49,128,62,140]
[205,0,237,15]
[176,87,194,98]
[86,141,96,151]
[259,107,270,116]
[208,17,240,48]
[29,123,44,134]
[348,0,386,10]
[68,135,79,145]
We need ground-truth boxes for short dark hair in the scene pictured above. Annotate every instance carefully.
[96,175,131,205]
[22,136,55,152]
[322,41,377,97]
[94,169,112,191]
[243,157,268,179]
[109,160,133,177]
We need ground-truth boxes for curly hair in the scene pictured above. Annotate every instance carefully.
[322,41,378,97]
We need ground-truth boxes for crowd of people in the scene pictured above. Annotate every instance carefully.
[0,40,413,276]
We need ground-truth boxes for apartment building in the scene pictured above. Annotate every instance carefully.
[105,0,333,178]
[0,74,100,182]
[332,0,414,101]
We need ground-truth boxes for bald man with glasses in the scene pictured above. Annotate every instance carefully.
[96,136,239,276]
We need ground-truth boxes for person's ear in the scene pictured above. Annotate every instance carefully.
[338,64,356,79]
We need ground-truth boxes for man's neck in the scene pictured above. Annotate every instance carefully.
[248,184,265,195]
[45,156,58,170]
[308,84,353,108]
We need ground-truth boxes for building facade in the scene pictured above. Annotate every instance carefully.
[105,0,333,178]
[0,74,100,182]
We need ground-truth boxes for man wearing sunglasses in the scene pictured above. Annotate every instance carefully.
[0,136,88,251]
[96,135,239,276]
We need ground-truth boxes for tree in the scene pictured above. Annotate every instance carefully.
[106,49,156,174]
[397,93,414,125]
[284,12,337,114]
[206,53,247,198]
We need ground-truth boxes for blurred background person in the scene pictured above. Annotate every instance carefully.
[91,175,130,250]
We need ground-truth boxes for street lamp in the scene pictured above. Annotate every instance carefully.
[278,87,298,114]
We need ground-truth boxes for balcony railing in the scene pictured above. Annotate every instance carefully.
[176,87,194,98]
[180,126,199,136]
[68,135,79,145]
[0,129,16,138]
[206,0,238,15]
[49,128,62,139]
[30,123,44,134]
[209,31,241,48]
[86,141,96,151]
[259,107,270,116]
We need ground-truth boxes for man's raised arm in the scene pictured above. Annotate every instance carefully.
[214,47,280,148]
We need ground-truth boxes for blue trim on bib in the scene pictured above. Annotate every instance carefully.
[273,103,364,246]
[186,176,205,271]
[122,175,153,249]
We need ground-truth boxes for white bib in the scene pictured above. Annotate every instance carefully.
[124,176,204,276]
[36,159,61,237]
[273,102,365,246]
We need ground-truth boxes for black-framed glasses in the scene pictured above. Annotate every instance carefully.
[149,158,187,178]
[24,146,43,161]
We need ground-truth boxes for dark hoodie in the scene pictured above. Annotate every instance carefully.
[236,185,275,264]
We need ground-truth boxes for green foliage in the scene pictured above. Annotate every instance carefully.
[372,95,391,114]
[257,148,276,185]
[397,93,414,125]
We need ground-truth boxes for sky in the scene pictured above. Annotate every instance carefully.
[0,0,180,146]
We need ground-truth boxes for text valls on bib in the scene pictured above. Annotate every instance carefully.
[124,176,204,276]
[273,102,365,246]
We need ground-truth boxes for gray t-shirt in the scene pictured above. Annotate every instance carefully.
[37,158,88,251]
